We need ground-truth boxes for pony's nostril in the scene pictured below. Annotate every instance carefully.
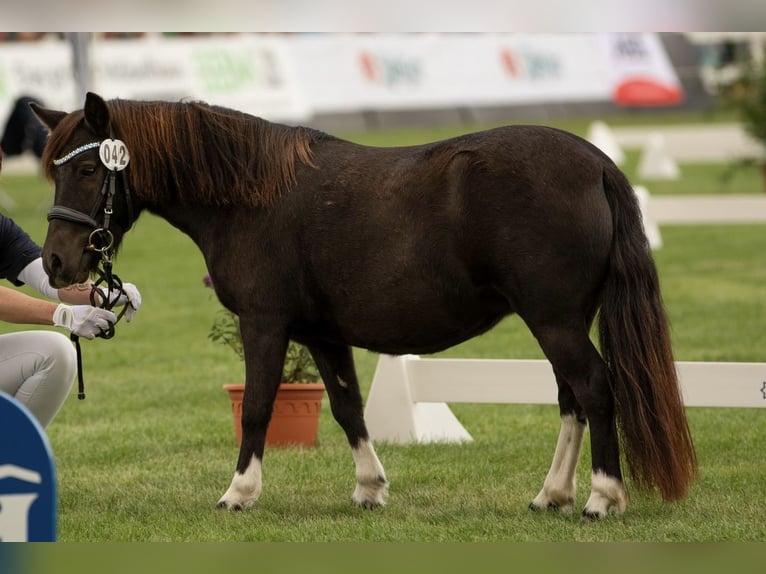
[47,253,63,277]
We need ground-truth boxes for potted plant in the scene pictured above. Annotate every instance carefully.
[205,276,325,447]
[719,47,766,191]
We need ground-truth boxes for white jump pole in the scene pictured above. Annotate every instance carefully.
[365,355,766,444]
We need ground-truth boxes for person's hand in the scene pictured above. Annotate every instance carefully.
[53,304,117,339]
[98,282,142,322]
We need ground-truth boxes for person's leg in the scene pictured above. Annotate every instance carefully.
[0,330,77,427]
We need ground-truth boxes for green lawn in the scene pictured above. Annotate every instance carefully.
[0,113,764,541]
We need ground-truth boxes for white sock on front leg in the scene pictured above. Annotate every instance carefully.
[217,454,263,510]
[351,439,388,507]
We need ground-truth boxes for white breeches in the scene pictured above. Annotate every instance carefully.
[0,330,77,428]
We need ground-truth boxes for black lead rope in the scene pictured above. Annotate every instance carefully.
[71,335,86,399]
[71,259,129,400]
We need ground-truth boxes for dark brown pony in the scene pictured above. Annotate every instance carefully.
[33,93,696,519]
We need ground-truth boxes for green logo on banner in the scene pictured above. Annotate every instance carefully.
[193,48,258,93]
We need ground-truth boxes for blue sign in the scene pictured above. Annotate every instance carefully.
[0,393,57,542]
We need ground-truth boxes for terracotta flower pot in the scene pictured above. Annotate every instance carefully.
[222,383,325,447]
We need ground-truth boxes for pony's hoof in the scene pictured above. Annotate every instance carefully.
[528,501,559,512]
[581,509,604,521]
[216,500,243,511]
[359,499,384,510]
[352,476,388,509]
[353,494,387,510]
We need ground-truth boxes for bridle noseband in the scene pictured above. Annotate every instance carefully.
[48,135,137,399]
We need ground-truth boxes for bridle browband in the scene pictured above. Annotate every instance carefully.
[52,141,100,166]
[48,135,137,399]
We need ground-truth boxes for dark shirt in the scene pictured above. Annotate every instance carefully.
[0,213,42,285]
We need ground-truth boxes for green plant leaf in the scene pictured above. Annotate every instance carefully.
[207,307,320,382]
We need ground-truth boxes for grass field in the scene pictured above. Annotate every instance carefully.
[0,112,764,541]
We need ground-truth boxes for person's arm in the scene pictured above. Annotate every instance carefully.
[16,258,142,320]
[0,284,57,324]
[16,257,94,303]
[0,284,118,339]
[57,282,96,305]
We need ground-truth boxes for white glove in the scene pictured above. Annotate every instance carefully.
[98,282,142,322]
[53,304,117,339]
[19,260,142,323]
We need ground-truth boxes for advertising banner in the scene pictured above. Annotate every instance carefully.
[288,33,615,111]
[90,35,311,122]
[0,34,683,132]
[0,40,77,129]
[598,33,683,106]
[0,35,309,131]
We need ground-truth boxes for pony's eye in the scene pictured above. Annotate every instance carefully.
[79,165,97,177]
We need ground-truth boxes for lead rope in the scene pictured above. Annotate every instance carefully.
[71,337,86,399]
[70,260,129,400]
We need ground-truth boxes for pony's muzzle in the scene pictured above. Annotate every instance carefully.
[42,247,94,288]
[43,251,73,288]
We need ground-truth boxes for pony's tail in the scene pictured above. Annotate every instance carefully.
[599,164,697,501]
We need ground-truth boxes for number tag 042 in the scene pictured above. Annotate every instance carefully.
[99,139,130,171]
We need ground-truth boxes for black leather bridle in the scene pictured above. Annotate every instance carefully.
[48,137,137,399]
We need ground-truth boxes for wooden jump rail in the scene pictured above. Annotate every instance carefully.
[365,355,766,444]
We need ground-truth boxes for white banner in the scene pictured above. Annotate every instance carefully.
[0,40,77,129]
[0,34,683,137]
[0,35,310,132]
[89,35,310,122]
[288,33,614,112]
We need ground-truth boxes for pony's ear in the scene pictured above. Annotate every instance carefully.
[83,92,111,137]
[29,103,67,132]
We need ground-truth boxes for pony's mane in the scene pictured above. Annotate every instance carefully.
[43,99,324,207]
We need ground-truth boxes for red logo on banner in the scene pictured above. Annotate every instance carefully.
[358,51,421,86]
[613,77,683,106]
[499,47,560,80]
[500,49,521,77]
[359,52,379,82]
